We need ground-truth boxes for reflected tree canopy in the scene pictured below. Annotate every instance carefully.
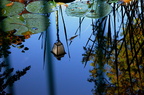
[82,0,144,94]
[0,61,31,95]
[0,0,144,95]
[0,1,33,94]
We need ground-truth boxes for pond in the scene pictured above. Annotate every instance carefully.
[0,0,144,95]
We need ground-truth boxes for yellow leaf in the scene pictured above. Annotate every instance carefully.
[22,31,33,35]
[89,69,97,74]
[57,2,65,5]
[90,63,95,66]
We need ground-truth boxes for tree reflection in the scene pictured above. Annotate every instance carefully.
[1,0,144,94]
[0,23,31,95]
[0,61,31,95]
[0,26,31,95]
[0,1,34,94]
[0,30,29,57]
[82,0,144,94]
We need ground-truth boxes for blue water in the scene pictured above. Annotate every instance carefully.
[8,7,94,95]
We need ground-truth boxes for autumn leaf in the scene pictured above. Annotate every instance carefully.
[10,0,25,3]
[6,2,14,6]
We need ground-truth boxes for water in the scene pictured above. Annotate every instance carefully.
[5,14,92,95]
[1,3,94,95]
[0,0,144,95]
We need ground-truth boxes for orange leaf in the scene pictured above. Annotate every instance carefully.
[11,0,25,3]
[120,0,132,3]
[6,2,14,7]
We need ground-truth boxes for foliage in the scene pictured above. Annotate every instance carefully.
[0,0,51,57]
[82,0,144,94]
[106,20,144,94]
[65,1,112,18]
[0,61,31,95]
[0,28,29,58]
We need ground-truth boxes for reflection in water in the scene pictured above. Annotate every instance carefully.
[0,0,144,95]
[0,61,31,95]
[0,30,29,56]
[0,22,30,95]
[82,0,144,94]
[51,10,66,60]
[51,41,66,60]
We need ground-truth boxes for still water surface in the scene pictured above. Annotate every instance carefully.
[1,0,144,95]
[7,5,94,95]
